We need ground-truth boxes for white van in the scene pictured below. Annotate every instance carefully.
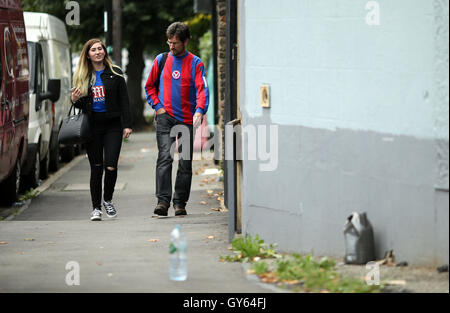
[21,39,60,187]
[23,12,73,178]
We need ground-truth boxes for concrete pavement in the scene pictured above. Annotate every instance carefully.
[0,130,271,293]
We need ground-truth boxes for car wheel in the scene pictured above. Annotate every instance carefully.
[60,145,74,163]
[24,148,40,189]
[40,151,50,179]
[49,143,60,172]
[0,158,21,205]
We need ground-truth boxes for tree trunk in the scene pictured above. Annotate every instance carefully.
[112,0,122,67]
[126,40,146,130]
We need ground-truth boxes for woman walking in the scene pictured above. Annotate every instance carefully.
[71,38,132,221]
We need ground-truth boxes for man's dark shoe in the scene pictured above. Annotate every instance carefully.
[154,202,169,216]
[174,204,187,216]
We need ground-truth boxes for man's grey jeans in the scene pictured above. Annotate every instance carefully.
[155,112,194,208]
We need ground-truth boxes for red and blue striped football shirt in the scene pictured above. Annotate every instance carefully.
[145,51,209,125]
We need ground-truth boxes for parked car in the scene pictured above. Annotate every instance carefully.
[21,39,60,188]
[23,12,74,170]
[0,0,29,204]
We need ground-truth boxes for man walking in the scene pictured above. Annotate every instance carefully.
[145,22,209,216]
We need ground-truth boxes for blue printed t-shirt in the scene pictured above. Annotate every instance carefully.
[92,70,106,112]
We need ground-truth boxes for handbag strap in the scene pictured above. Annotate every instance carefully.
[68,104,75,116]
[68,103,85,116]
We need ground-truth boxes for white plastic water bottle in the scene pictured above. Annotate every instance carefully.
[169,224,187,281]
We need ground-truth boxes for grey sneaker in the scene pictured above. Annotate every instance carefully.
[91,208,102,221]
[103,201,117,218]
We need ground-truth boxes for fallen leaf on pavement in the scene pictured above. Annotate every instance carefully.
[207,235,215,239]
[386,280,406,286]
[259,272,279,284]
[210,208,220,211]
[0,242,7,245]
[24,238,35,241]
[206,190,214,195]
[200,201,207,205]
[148,239,159,242]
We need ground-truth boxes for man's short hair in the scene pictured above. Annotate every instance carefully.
[166,22,191,42]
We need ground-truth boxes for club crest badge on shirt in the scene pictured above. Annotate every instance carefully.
[93,85,105,102]
[172,70,181,80]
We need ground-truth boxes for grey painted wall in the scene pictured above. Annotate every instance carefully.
[240,120,448,265]
[237,0,449,265]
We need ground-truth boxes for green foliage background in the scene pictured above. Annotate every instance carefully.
[21,0,213,128]
[21,0,209,54]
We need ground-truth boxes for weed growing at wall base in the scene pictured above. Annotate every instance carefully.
[255,254,384,293]
[219,234,282,262]
[220,234,384,293]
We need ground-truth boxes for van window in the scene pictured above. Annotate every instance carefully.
[27,42,44,94]
[27,42,35,92]
[36,44,44,94]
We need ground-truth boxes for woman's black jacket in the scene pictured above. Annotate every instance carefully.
[72,66,132,129]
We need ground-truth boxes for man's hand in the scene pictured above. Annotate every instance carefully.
[156,108,166,115]
[193,112,203,128]
[123,128,132,139]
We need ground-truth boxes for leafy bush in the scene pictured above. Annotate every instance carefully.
[185,13,212,57]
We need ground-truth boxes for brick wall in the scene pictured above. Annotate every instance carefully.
[216,0,226,161]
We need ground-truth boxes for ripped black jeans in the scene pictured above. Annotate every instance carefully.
[86,113,123,209]
[155,113,194,208]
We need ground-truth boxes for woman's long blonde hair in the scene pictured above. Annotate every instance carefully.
[73,38,123,96]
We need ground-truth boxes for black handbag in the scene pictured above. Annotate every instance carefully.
[58,105,92,144]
